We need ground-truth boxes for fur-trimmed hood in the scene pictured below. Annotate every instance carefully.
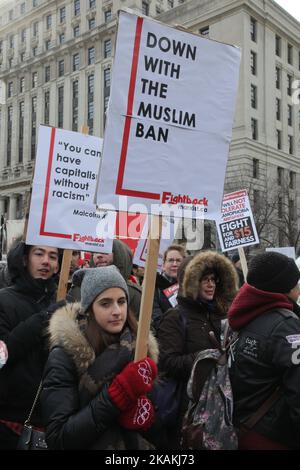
[48,302,159,376]
[183,250,239,314]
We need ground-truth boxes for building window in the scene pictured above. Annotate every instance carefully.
[45,65,50,83]
[58,85,64,128]
[72,80,78,131]
[0,40,2,53]
[20,77,25,92]
[59,33,65,44]
[168,0,174,7]
[277,167,284,186]
[7,81,13,98]
[199,26,209,37]
[74,0,80,16]
[21,29,26,43]
[73,25,80,38]
[275,66,281,89]
[251,118,257,140]
[89,18,95,29]
[44,90,50,125]
[289,199,295,221]
[32,71,37,88]
[287,74,292,96]
[33,21,38,37]
[87,74,94,134]
[60,7,66,23]
[142,1,149,16]
[289,171,296,189]
[9,10,13,21]
[276,98,281,121]
[46,14,52,30]
[88,46,95,65]
[278,196,283,218]
[20,52,25,62]
[275,35,281,57]
[276,129,282,150]
[8,58,13,68]
[104,39,111,58]
[288,135,293,154]
[45,39,51,50]
[103,68,110,127]
[9,35,14,49]
[253,158,259,179]
[33,0,37,6]
[20,3,25,14]
[104,9,112,23]
[288,104,292,126]
[287,43,293,65]
[58,59,64,77]
[251,84,257,108]
[89,0,96,7]
[19,101,24,163]
[250,17,257,42]
[104,68,110,88]
[31,96,37,160]
[32,46,37,56]
[73,53,79,71]
[7,106,13,166]
[250,51,257,75]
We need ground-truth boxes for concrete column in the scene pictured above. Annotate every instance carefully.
[0,197,6,217]
[8,194,17,220]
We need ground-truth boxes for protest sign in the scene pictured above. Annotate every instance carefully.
[266,247,296,260]
[26,125,115,252]
[133,216,180,270]
[96,10,241,220]
[216,190,259,252]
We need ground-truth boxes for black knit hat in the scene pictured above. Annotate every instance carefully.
[247,252,300,293]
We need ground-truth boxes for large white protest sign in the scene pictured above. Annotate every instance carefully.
[26,125,116,252]
[216,190,259,252]
[266,247,296,260]
[96,10,241,220]
[133,216,179,270]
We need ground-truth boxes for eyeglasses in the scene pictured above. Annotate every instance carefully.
[165,258,183,264]
[201,275,219,285]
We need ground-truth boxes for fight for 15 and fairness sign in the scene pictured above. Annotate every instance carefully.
[96,10,241,220]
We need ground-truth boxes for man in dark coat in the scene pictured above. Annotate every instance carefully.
[0,241,61,449]
[228,252,300,449]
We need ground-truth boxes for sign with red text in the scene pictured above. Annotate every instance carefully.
[216,190,259,252]
[26,125,115,253]
[96,10,241,220]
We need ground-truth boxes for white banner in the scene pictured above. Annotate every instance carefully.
[26,125,115,253]
[266,247,296,260]
[96,10,241,220]
[133,216,180,270]
[216,189,259,252]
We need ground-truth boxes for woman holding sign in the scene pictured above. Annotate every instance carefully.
[41,266,159,450]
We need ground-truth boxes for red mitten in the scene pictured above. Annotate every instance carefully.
[119,396,154,431]
[108,357,157,411]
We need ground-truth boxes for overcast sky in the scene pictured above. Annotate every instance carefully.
[0,0,299,23]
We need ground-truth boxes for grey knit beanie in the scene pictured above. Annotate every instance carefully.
[81,265,129,312]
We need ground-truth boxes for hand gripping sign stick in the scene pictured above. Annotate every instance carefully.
[134,214,162,361]
[238,246,248,282]
[56,125,89,301]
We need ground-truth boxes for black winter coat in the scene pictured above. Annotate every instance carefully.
[0,242,57,425]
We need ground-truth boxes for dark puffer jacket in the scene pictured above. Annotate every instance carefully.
[0,242,57,426]
[157,251,238,447]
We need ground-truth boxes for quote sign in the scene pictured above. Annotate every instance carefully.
[26,125,115,252]
[216,190,259,252]
[96,10,241,220]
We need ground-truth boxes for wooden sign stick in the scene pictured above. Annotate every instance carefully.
[238,246,248,282]
[134,214,162,361]
[56,125,89,301]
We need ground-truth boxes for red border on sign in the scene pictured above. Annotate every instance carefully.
[39,127,72,239]
[115,16,160,201]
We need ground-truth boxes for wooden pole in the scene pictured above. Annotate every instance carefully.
[56,125,89,301]
[238,246,248,282]
[134,214,162,361]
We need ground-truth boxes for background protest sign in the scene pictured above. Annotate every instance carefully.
[26,125,115,253]
[133,215,179,270]
[216,189,259,252]
[266,247,296,259]
[96,10,241,220]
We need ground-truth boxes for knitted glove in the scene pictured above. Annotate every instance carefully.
[108,357,157,411]
[119,396,154,431]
